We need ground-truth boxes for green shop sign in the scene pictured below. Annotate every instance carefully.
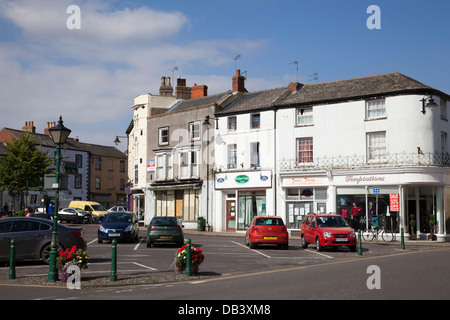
[235,175,250,184]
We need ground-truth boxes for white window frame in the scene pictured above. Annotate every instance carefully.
[366,99,386,119]
[296,107,313,126]
[228,144,237,169]
[228,116,237,131]
[179,149,199,179]
[367,131,386,162]
[251,114,260,130]
[155,152,173,181]
[250,142,260,168]
[158,127,169,145]
[441,131,448,154]
[189,121,201,141]
[297,137,314,164]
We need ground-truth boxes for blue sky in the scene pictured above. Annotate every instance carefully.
[0,0,449,151]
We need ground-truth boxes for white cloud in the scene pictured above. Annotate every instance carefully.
[0,0,271,150]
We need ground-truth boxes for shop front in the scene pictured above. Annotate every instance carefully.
[332,169,450,241]
[214,171,273,232]
[281,176,329,230]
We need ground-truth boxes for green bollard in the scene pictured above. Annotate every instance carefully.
[401,227,405,250]
[9,239,15,280]
[185,238,191,277]
[110,239,117,282]
[357,230,362,256]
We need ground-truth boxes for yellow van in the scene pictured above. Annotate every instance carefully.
[69,201,108,220]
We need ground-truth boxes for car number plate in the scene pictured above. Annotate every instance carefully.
[160,235,172,239]
[264,236,277,240]
[109,233,121,237]
[335,238,348,242]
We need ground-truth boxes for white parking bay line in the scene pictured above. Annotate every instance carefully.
[134,237,145,250]
[232,240,271,258]
[132,262,157,271]
[305,249,333,259]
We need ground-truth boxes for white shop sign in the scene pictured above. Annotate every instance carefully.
[215,171,272,189]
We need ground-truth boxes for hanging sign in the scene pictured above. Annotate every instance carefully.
[389,194,399,211]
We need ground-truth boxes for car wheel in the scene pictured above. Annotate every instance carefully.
[301,236,308,249]
[41,243,63,265]
[349,246,356,252]
[316,237,323,252]
[98,238,103,244]
[146,239,152,248]
[249,238,257,249]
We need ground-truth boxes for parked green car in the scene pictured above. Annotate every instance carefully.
[146,217,184,247]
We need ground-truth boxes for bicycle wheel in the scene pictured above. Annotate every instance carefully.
[362,229,375,241]
[381,230,395,242]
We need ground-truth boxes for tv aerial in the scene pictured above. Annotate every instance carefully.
[169,66,179,80]
[233,53,242,70]
[288,61,299,82]
[309,73,319,83]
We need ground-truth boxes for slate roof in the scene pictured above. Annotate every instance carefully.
[277,72,449,107]
[1,128,125,158]
[165,91,232,114]
[217,87,290,115]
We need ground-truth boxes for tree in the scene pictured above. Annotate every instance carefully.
[0,132,54,210]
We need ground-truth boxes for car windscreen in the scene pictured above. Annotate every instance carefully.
[151,217,178,225]
[255,218,284,226]
[91,205,107,211]
[316,216,348,227]
[104,213,132,223]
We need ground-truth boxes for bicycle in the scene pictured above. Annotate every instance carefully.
[362,226,395,242]
[361,215,395,242]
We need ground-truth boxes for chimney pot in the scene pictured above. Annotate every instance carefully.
[232,69,246,93]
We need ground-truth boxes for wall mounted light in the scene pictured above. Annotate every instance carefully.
[421,95,438,114]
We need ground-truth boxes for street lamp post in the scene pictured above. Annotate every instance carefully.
[47,116,71,282]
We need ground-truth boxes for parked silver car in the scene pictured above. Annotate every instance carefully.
[58,207,92,224]
[0,217,87,264]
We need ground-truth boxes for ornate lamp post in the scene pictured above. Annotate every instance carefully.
[47,116,71,282]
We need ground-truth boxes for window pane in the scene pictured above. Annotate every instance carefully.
[298,138,313,163]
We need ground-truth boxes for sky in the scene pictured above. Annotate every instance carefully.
[0,0,449,152]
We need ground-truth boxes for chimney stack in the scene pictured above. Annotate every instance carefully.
[191,83,208,99]
[288,82,303,93]
[22,121,36,133]
[159,76,173,97]
[232,69,246,93]
[44,122,56,136]
[175,78,192,100]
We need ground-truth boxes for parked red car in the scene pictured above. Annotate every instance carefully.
[301,213,356,252]
[245,216,289,249]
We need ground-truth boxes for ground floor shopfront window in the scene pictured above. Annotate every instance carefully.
[404,186,443,237]
[337,186,400,232]
[237,191,266,229]
[154,189,199,222]
[285,187,327,229]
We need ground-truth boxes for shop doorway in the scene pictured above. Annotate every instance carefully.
[226,200,236,231]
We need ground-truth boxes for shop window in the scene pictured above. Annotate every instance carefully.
[237,191,266,229]
[155,189,199,222]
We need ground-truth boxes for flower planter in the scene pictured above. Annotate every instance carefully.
[427,234,437,241]
[176,263,199,275]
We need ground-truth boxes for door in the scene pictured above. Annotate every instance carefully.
[226,200,236,231]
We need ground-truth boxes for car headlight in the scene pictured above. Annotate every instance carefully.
[124,225,133,232]
[99,226,106,232]
[350,231,356,237]
[323,232,332,238]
